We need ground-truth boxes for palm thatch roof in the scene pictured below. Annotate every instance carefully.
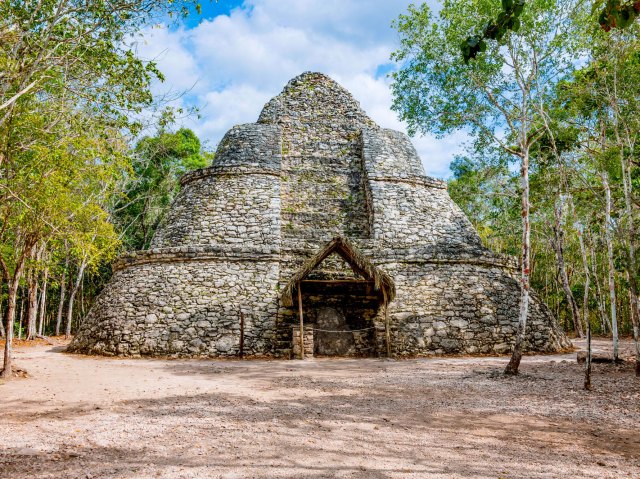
[281,236,396,307]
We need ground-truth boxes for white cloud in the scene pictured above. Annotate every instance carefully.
[133,26,201,94]
[137,0,464,179]
[199,85,271,133]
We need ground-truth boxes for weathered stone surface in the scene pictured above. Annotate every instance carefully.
[68,72,571,358]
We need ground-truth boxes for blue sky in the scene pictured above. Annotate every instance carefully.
[135,0,466,178]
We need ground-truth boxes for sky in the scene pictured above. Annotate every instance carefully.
[134,0,467,178]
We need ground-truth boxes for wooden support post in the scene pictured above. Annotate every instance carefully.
[297,282,304,360]
[383,289,391,358]
[239,311,245,359]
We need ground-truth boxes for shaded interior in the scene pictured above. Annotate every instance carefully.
[298,280,381,357]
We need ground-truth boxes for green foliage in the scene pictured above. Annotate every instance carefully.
[462,0,526,62]
[449,156,521,254]
[445,17,640,335]
[0,1,210,352]
[598,0,640,31]
[113,127,212,250]
[461,0,638,62]
[392,0,588,152]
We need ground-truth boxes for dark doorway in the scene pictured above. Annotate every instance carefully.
[299,279,380,357]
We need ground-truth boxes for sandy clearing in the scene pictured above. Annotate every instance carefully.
[0,338,639,479]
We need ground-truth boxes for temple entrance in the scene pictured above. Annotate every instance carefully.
[282,237,395,359]
[299,279,381,357]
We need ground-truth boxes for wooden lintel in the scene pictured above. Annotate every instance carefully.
[300,279,373,284]
[383,288,391,358]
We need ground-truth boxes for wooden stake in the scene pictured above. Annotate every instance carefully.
[239,311,245,359]
[383,289,391,358]
[585,315,592,390]
[297,282,304,360]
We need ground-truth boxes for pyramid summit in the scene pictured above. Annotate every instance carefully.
[69,72,570,358]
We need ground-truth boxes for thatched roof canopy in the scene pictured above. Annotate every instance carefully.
[281,236,396,307]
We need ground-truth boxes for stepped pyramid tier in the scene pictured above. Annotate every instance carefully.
[69,72,570,358]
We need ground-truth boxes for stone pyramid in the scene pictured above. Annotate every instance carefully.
[69,72,570,358]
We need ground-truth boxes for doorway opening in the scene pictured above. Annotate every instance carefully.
[282,237,395,358]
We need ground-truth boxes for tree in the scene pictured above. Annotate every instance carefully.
[392,0,589,374]
[64,210,119,339]
[555,26,640,372]
[0,101,125,378]
[448,15,640,381]
[462,0,526,62]
[598,0,640,31]
[113,128,211,251]
[461,0,639,61]
[0,0,204,130]
[0,0,207,378]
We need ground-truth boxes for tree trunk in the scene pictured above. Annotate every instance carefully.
[577,228,590,336]
[626,271,640,377]
[578,225,593,390]
[553,198,583,338]
[0,295,5,339]
[505,150,531,376]
[65,260,87,339]
[590,244,610,334]
[18,292,24,340]
[619,150,640,376]
[25,269,38,341]
[602,172,619,362]
[55,260,68,336]
[79,274,85,317]
[585,314,592,390]
[1,279,20,378]
[37,269,48,337]
[1,251,29,379]
[631,293,640,377]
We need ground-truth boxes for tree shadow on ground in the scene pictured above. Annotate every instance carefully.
[2,344,639,479]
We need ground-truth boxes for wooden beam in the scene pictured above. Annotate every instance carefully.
[383,288,391,358]
[300,279,373,284]
[239,311,244,359]
[297,282,304,360]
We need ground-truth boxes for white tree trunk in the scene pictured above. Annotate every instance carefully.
[619,149,640,376]
[17,293,24,340]
[65,260,87,339]
[55,256,68,336]
[590,245,610,334]
[26,272,38,341]
[602,172,619,362]
[505,150,530,375]
[578,226,592,389]
[578,227,590,334]
[626,272,640,377]
[37,269,48,336]
[553,198,583,338]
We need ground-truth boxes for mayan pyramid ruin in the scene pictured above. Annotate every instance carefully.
[69,72,570,358]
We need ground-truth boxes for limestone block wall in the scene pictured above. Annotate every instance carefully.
[258,72,374,242]
[362,128,424,178]
[362,129,483,250]
[382,261,571,355]
[151,124,282,249]
[258,73,375,129]
[68,253,281,357]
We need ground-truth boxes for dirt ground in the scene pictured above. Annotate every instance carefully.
[0,338,639,479]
